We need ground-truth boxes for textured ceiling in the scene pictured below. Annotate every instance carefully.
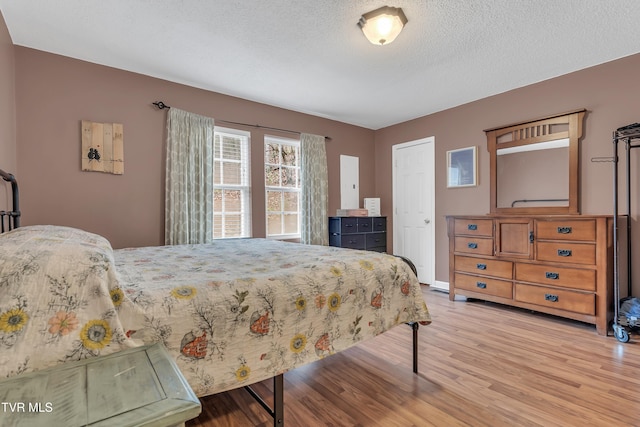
[2,1,640,130]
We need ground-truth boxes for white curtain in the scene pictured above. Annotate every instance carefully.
[300,133,329,245]
[164,108,214,245]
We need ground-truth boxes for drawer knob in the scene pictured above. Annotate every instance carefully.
[557,249,572,257]
[476,263,487,270]
[467,224,477,231]
[545,272,560,280]
[545,293,559,302]
[467,243,478,249]
[476,282,487,289]
[557,226,572,234]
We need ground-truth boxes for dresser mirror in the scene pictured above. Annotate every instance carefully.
[485,109,585,215]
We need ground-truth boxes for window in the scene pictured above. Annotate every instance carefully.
[265,136,300,239]
[213,127,251,238]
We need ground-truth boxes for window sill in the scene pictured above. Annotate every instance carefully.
[267,234,301,243]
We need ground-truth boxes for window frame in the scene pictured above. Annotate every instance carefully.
[264,135,301,240]
[213,126,252,239]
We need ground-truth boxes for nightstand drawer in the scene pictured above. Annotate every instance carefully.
[454,218,493,237]
[536,220,596,241]
[455,273,512,298]
[515,283,595,315]
[455,255,512,279]
[537,241,596,265]
[515,263,596,291]
[454,236,494,256]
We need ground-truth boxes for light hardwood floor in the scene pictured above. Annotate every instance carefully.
[187,287,640,426]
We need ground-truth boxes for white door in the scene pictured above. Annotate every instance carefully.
[392,137,435,286]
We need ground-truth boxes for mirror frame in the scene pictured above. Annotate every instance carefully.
[485,109,586,215]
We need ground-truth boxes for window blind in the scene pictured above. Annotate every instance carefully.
[213,128,251,238]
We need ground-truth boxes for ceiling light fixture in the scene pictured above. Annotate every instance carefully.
[358,6,408,46]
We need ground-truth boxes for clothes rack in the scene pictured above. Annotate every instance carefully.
[612,122,640,342]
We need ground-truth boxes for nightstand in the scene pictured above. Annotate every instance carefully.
[0,343,201,427]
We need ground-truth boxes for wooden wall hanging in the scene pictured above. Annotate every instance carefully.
[81,120,124,174]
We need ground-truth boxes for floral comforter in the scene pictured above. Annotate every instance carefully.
[0,226,135,378]
[0,225,431,397]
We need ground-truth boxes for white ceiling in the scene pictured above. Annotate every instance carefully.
[2,1,640,130]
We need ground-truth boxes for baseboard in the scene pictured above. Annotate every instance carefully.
[430,280,449,292]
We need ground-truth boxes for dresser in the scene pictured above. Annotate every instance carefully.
[447,215,614,335]
[328,216,387,252]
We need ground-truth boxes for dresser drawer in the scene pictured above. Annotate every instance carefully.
[515,263,596,291]
[454,237,494,256]
[338,234,365,249]
[372,217,387,232]
[536,220,596,241]
[455,255,512,279]
[455,273,512,299]
[515,283,595,315]
[454,218,493,237]
[536,242,596,265]
[366,232,386,250]
[332,217,357,234]
[357,217,373,233]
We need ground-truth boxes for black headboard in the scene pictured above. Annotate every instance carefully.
[0,169,20,232]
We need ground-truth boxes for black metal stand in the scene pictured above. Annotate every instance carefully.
[244,374,284,426]
[410,321,419,373]
[612,123,640,342]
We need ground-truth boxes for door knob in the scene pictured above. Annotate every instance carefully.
[424,219,431,224]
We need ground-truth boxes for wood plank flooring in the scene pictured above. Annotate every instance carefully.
[187,287,640,426]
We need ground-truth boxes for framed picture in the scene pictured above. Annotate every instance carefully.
[447,146,477,188]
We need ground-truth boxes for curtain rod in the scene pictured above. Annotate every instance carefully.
[152,101,331,140]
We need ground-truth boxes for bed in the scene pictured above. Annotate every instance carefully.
[0,170,431,425]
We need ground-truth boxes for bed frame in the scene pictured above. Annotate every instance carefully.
[0,169,421,427]
[0,169,20,232]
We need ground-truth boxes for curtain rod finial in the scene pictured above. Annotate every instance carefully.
[153,101,170,110]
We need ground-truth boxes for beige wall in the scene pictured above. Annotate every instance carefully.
[14,47,375,248]
[375,53,640,294]
[0,11,16,211]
